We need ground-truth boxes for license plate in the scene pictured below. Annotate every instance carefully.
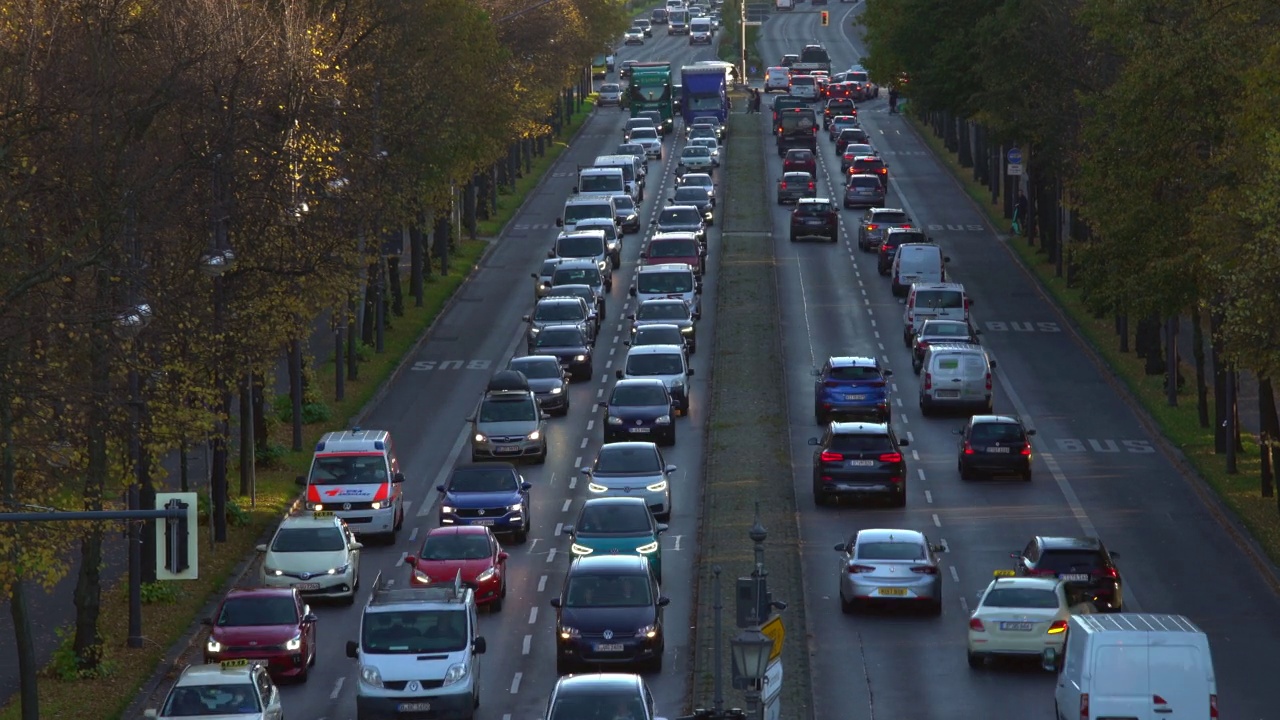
[935,390,960,398]
[494,446,520,454]
[294,582,321,591]
[595,643,625,652]
[473,519,495,526]
[1060,574,1090,582]
[999,622,1034,631]
[398,702,432,712]
[849,460,875,467]
[805,219,822,225]
[843,394,867,400]
[987,447,1011,453]
[629,427,651,433]
[877,587,907,596]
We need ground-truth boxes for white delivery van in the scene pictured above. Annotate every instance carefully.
[918,343,994,415]
[594,154,646,201]
[1049,613,1217,720]
[891,243,950,297]
[574,167,626,201]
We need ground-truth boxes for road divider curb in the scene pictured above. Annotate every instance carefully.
[689,112,814,719]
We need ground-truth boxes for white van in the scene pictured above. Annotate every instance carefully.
[594,154,646,201]
[557,196,618,233]
[918,343,993,415]
[765,67,791,93]
[902,282,970,346]
[631,263,701,314]
[574,167,626,201]
[689,17,713,44]
[891,243,950,297]
[616,344,695,413]
[301,428,405,541]
[1049,614,1217,720]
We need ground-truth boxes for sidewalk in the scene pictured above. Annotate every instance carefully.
[1175,315,1262,438]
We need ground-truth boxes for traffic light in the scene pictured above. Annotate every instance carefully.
[820,10,829,26]
[155,492,198,580]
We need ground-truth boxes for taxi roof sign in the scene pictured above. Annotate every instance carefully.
[220,659,250,670]
[313,510,335,518]
[993,569,1016,577]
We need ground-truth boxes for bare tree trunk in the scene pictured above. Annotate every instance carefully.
[2,390,41,720]
[73,329,111,670]
[1211,308,1227,454]
[1259,378,1278,498]
[1191,309,1208,428]
[1164,316,1179,406]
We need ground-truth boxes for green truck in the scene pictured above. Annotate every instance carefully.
[628,62,674,134]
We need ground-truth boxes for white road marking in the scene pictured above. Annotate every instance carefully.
[907,431,914,443]
[420,430,470,517]
[529,607,538,624]
[901,415,909,424]
[959,595,969,613]
[605,360,613,369]
[522,635,532,655]
[895,397,903,407]
[547,547,557,563]
[924,489,932,503]
[597,388,604,397]
[932,513,941,527]
[586,420,595,431]
[329,677,344,700]
[528,538,539,553]
[569,475,578,489]
[673,535,683,551]
[873,330,880,338]
[562,499,572,512]
[396,552,407,567]
[580,437,589,448]
[610,346,617,356]
[573,456,581,467]
[949,565,960,583]
[871,319,877,327]
[912,450,920,461]
[917,468,926,481]
[555,522,564,536]
[408,527,419,543]
[510,673,523,694]
[538,575,548,592]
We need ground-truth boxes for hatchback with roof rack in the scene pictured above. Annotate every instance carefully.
[468,371,548,463]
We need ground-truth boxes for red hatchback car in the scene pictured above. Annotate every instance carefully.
[783,148,817,177]
[641,234,704,274]
[406,526,509,610]
[202,587,317,682]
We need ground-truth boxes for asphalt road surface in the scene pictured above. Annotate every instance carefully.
[763,6,1280,720]
[138,29,722,720]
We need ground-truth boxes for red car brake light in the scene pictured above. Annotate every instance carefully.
[820,451,844,462]
[878,452,902,463]
[911,565,938,575]
[847,563,874,573]
[963,442,973,455]
[808,182,815,190]
[865,223,879,230]
[969,618,985,632]
[780,182,787,189]
[1099,566,1119,579]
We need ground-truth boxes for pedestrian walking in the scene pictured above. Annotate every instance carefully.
[888,85,899,114]
[1013,190,1029,236]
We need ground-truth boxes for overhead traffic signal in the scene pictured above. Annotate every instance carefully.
[820,10,829,26]
[155,492,198,580]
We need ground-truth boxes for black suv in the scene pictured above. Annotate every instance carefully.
[790,198,839,243]
[1010,536,1124,612]
[530,324,594,381]
[549,555,669,674]
[823,98,856,128]
[776,107,818,155]
[807,421,909,507]
[955,415,1035,480]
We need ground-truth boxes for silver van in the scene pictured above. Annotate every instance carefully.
[891,243,950,297]
[631,263,701,314]
[918,343,995,416]
[902,282,970,346]
[594,154,646,200]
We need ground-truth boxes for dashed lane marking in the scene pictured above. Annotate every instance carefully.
[932,513,941,527]
[529,607,538,624]
[511,673,523,694]
[330,677,344,700]
[522,635,532,655]
[924,490,933,503]
[949,566,960,583]
[562,499,572,512]
[538,575,548,592]
[547,547,557,563]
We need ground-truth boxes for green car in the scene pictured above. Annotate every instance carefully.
[565,497,668,582]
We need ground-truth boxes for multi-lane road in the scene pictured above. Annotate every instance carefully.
[768,5,1280,719]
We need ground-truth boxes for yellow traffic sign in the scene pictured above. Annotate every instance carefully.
[760,615,784,661]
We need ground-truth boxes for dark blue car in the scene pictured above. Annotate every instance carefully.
[436,462,532,543]
[601,378,676,446]
[814,356,894,425]
[549,555,668,675]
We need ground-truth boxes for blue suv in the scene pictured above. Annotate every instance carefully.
[814,356,894,425]
[437,462,533,543]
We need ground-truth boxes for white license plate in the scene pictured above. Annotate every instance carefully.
[1060,574,1090,582]
[294,582,321,591]
[987,447,1011,453]
[934,390,960,398]
[473,519,495,526]
[999,622,1034,631]
[629,427,651,433]
[595,643,625,652]
[494,446,520,454]
[398,702,432,712]
[843,394,867,400]
[849,460,875,467]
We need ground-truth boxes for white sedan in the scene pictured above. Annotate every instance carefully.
[628,128,664,159]
[258,511,363,604]
[966,572,1094,669]
[689,137,720,164]
[678,144,717,172]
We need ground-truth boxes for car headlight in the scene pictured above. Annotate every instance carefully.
[285,633,302,651]
[550,386,563,395]
[529,327,542,335]
[474,433,487,443]
[369,501,383,510]
[574,354,587,362]
[443,662,468,686]
[656,415,671,425]
[265,566,283,577]
[598,260,609,271]
[637,624,658,638]
[646,480,669,492]
[306,502,321,511]
[360,664,383,688]
[527,430,541,441]
[475,567,497,583]
[671,379,685,388]
[327,563,351,575]
[681,326,694,334]
[571,543,595,556]
[441,505,456,514]
[636,541,659,555]
[508,502,524,512]
[413,569,431,584]
[206,638,222,653]
[559,626,581,639]
[608,416,624,425]
[588,482,609,493]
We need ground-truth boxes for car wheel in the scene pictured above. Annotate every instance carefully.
[1022,469,1033,482]
[514,526,529,544]
[490,593,503,613]
[470,451,481,463]
[928,593,943,616]
[534,445,548,464]
[789,233,797,243]
[297,661,309,683]
[891,492,906,508]
[612,255,621,270]
[812,478,829,506]
[958,460,972,481]
[688,341,697,354]
[815,409,827,425]
[967,651,985,669]
[840,591,856,614]
[903,331,912,348]
[919,398,932,417]
[578,367,593,382]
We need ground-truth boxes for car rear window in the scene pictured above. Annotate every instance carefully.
[913,290,963,309]
[849,177,880,189]
[856,541,924,561]
[1037,550,1105,572]
[791,76,815,87]
[795,203,832,216]
[535,302,586,321]
[856,159,887,170]
[829,434,894,453]
[828,366,881,381]
[786,151,813,162]
[970,423,1026,443]
[982,588,1059,609]
[873,211,909,224]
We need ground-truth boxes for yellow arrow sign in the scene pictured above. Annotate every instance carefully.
[760,615,784,661]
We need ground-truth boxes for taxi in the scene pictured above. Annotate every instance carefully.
[257,511,363,604]
[966,570,1095,669]
[144,659,283,719]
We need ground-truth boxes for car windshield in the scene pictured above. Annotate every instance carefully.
[308,453,387,486]
[536,328,584,347]
[913,290,963,309]
[361,609,468,653]
[163,684,261,716]
[1037,550,1105,572]
[576,503,653,534]
[922,322,970,338]
[419,533,491,560]
[618,144,644,156]
[634,327,682,346]
[829,434,895,453]
[638,270,694,294]
[648,240,698,259]
[536,302,587,321]
[595,446,661,474]
[216,596,298,626]
[511,359,560,380]
[828,365,881,381]
[449,466,519,493]
[613,196,636,212]
[659,208,701,226]
[602,83,621,93]
[627,353,684,376]
[856,541,925,561]
[682,146,710,158]
[553,266,602,286]
[564,575,654,607]
[580,175,622,193]
[674,188,709,204]
[541,259,560,276]
[271,526,345,553]
[638,302,687,320]
[478,397,537,422]
[612,384,669,406]
[564,205,612,224]
[983,588,1060,609]
[683,174,713,188]
[630,128,658,140]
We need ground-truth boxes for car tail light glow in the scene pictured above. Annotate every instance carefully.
[1210,694,1218,718]
[1021,445,1032,456]
[924,372,932,390]
[1099,567,1119,579]
[808,182,815,190]
[985,373,992,391]
[901,224,912,228]
[866,223,878,230]
[780,182,787,189]
[823,381,842,388]
[820,451,844,462]
[969,618,985,632]
[910,565,938,574]
[963,442,973,456]
[848,563,874,573]
[878,452,902,463]
[916,340,929,351]
[1079,694,1088,720]
[1047,620,1068,634]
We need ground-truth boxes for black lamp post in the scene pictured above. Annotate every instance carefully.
[113,299,152,648]
[729,627,772,720]
[200,248,235,542]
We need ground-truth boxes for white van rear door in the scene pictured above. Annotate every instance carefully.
[1088,644,1152,720]
[1147,644,1212,719]
[960,355,987,400]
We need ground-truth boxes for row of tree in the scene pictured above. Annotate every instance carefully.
[0,0,628,715]
[859,0,1280,478]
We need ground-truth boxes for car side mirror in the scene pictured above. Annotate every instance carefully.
[555,218,564,227]
[695,284,703,294]
[897,438,909,446]
[657,596,671,607]
[657,523,669,533]
[466,415,475,423]
[546,251,555,259]
[833,543,846,551]
[883,369,894,376]
[1109,551,1120,558]
[691,312,701,320]
[615,370,624,379]
[953,428,964,435]
[404,555,418,565]
[350,542,363,551]
[572,186,579,193]
[639,252,648,258]
[530,273,539,279]
[346,640,359,658]
[436,484,446,493]
[665,464,677,473]
[303,613,318,623]
[943,256,952,263]
[686,368,694,376]
[550,597,563,608]
[562,524,575,535]
[295,475,306,487]
[201,617,213,626]
[1026,429,1037,436]
[989,360,998,370]
[473,637,487,654]
[255,544,267,553]
[808,437,821,445]
[498,552,509,562]
[393,472,405,484]
[627,314,636,320]
[1009,552,1022,559]
[580,467,591,475]
[521,482,533,491]
[629,287,637,296]
[623,340,632,346]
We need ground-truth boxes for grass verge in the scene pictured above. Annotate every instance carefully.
[476,98,596,238]
[905,115,1280,567]
[689,113,813,719]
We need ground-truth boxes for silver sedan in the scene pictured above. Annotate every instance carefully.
[835,528,944,614]
[580,442,675,521]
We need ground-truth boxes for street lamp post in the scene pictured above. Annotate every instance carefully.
[114,300,152,649]
[729,628,772,720]
[200,248,235,543]
[749,506,767,624]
